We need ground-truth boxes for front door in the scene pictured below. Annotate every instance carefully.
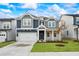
[39,31,44,40]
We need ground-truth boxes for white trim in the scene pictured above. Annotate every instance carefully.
[21,17,32,27]
[37,23,46,29]
[37,24,46,42]
[44,29,46,42]
[52,30,54,41]
[17,28,37,30]
[38,30,46,42]
[48,21,56,28]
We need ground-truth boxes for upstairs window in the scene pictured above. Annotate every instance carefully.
[75,17,79,25]
[4,24,6,29]
[22,18,31,27]
[48,22,51,27]
[48,21,56,28]
[3,22,11,29]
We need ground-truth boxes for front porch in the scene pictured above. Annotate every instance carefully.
[37,23,62,42]
[37,25,58,42]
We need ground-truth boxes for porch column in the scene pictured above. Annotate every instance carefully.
[37,29,39,41]
[44,30,46,42]
[59,31,61,41]
[52,30,54,41]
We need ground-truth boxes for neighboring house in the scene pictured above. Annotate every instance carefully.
[16,13,58,42]
[0,18,16,42]
[59,14,79,40]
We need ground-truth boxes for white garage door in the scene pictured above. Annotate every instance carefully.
[0,31,6,42]
[17,32,37,42]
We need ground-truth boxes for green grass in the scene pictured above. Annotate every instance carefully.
[0,41,15,48]
[31,39,79,52]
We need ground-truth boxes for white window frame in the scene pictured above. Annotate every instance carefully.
[75,17,79,25]
[48,21,52,27]
[52,21,56,28]
[22,18,31,27]
[48,21,56,28]
[2,22,11,29]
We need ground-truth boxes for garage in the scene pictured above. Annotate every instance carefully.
[17,32,37,42]
[0,31,6,42]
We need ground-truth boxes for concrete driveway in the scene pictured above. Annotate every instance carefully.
[0,41,36,56]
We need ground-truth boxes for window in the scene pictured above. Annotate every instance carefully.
[22,18,31,27]
[48,21,56,28]
[4,24,6,29]
[67,31,69,36]
[2,22,11,29]
[3,24,10,29]
[7,25,9,28]
[47,32,50,37]
[54,32,56,37]
[48,22,51,27]
[75,17,79,25]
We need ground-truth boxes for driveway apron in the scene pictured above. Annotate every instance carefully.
[0,41,36,56]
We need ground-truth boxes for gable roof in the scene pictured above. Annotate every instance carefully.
[16,13,39,20]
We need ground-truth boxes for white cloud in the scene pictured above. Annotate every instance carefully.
[0,12,14,18]
[26,9,56,18]
[0,3,16,10]
[9,4,16,10]
[75,10,79,14]
[0,3,9,6]
[22,4,69,19]
[65,3,76,8]
[21,3,37,9]
[26,10,41,16]
[60,9,68,14]
[48,4,68,14]
[0,9,12,13]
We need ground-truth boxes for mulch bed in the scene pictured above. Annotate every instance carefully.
[56,44,65,47]
[47,41,68,43]
[37,41,68,43]
[74,40,79,42]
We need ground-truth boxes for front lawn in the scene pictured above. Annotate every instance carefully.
[31,39,79,52]
[0,41,15,48]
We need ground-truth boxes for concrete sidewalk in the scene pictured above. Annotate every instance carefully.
[0,41,35,56]
[29,52,79,56]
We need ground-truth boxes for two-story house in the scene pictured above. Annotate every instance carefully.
[0,18,16,42]
[16,13,58,42]
[59,14,79,40]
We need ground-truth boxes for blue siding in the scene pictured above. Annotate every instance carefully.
[17,20,21,28]
[33,20,38,28]
[39,20,44,25]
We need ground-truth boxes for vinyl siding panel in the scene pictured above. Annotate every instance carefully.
[17,20,21,28]
[33,20,38,28]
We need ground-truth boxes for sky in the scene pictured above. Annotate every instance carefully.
[0,3,79,19]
